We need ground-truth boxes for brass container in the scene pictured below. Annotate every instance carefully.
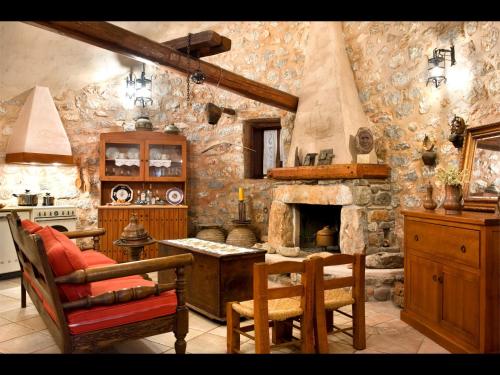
[135,116,153,131]
[196,225,225,243]
[316,226,335,247]
[226,224,257,248]
[114,214,155,247]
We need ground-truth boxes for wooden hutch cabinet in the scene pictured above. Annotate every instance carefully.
[98,131,188,262]
[401,209,500,353]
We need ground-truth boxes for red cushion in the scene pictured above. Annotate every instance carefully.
[21,220,43,234]
[81,250,117,267]
[66,277,177,334]
[37,226,90,301]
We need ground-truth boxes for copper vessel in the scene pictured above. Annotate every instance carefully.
[114,214,155,248]
[316,226,335,247]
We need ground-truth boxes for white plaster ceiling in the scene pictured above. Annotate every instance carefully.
[0,21,223,100]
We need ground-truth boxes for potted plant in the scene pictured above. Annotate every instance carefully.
[436,166,467,214]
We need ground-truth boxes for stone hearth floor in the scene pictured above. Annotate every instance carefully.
[0,276,449,354]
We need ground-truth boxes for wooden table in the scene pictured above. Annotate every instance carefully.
[158,238,266,322]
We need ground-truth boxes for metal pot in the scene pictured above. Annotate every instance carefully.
[12,190,39,206]
[42,193,55,206]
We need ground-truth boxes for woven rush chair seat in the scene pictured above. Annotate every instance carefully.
[232,298,302,321]
[324,288,355,310]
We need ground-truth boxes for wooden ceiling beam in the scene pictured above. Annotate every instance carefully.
[25,21,299,112]
[161,30,231,58]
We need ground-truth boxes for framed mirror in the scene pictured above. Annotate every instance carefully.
[461,121,500,214]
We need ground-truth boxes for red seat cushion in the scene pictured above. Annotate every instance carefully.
[65,277,177,335]
[21,220,43,234]
[37,226,90,302]
[81,250,117,267]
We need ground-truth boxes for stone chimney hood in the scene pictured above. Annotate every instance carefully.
[5,86,74,165]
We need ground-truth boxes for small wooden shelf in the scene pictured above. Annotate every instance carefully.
[267,164,390,180]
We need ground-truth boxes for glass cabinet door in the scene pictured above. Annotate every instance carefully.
[102,142,143,180]
[146,142,185,181]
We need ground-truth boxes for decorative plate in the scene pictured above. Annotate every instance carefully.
[166,188,184,205]
[111,184,133,203]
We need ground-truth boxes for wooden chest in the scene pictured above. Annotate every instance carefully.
[401,209,500,353]
[158,239,266,321]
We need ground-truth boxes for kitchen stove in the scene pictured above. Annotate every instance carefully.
[0,204,78,277]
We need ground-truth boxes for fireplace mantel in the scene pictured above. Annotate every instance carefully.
[267,164,390,180]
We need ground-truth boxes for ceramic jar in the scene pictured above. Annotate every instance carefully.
[226,224,257,248]
[443,184,462,214]
[135,116,153,131]
[196,225,225,243]
[423,183,437,210]
[316,225,335,247]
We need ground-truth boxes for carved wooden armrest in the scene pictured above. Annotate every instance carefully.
[54,253,194,284]
[64,228,106,251]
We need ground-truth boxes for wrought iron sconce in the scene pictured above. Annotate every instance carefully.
[125,63,153,108]
[426,45,456,88]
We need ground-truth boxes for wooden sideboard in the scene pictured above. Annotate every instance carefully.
[401,209,500,353]
[98,205,187,263]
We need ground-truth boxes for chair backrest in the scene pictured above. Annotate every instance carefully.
[311,253,366,353]
[252,259,315,351]
[6,212,71,347]
[313,253,365,300]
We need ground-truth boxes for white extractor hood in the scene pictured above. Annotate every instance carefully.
[5,86,74,165]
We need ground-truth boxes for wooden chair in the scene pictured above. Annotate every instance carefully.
[6,211,193,353]
[311,253,366,353]
[226,259,315,354]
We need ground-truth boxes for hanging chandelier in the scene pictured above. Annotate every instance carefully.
[125,63,153,107]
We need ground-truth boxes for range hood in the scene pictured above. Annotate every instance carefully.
[5,86,74,165]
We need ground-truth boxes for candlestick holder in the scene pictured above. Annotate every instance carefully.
[238,200,247,222]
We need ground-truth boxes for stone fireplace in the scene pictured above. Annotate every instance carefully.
[265,166,404,302]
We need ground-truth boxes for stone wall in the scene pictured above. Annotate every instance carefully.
[343,21,500,242]
[0,21,308,238]
[1,21,498,249]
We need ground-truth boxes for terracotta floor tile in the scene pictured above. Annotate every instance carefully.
[146,327,205,347]
[0,330,54,353]
[0,305,40,322]
[102,339,170,354]
[0,316,11,327]
[188,311,220,331]
[33,345,62,354]
[0,322,35,342]
[417,338,450,354]
[183,332,229,354]
[17,316,47,331]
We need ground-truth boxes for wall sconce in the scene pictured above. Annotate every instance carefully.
[426,45,456,88]
[125,63,153,107]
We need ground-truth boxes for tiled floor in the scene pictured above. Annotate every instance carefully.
[0,276,449,354]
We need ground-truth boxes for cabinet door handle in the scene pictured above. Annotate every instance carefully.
[414,234,419,241]
[460,245,466,253]
[432,274,437,282]
[438,275,444,284]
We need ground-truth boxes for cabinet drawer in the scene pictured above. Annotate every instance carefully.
[406,220,479,268]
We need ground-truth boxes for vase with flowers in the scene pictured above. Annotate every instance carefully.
[436,166,467,214]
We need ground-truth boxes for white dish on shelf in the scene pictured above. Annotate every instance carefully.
[106,147,119,159]
[150,150,162,160]
[166,188,184,205]
[127,148,139,159]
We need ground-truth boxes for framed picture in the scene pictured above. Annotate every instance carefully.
[317,149,334,165]
[303,153,317,166]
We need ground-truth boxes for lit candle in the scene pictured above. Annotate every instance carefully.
[238,187,244,201]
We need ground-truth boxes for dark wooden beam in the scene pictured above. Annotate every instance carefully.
[26,21,298,112]
[162,30,231,58]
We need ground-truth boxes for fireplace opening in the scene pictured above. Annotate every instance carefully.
[297,204,341,252]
